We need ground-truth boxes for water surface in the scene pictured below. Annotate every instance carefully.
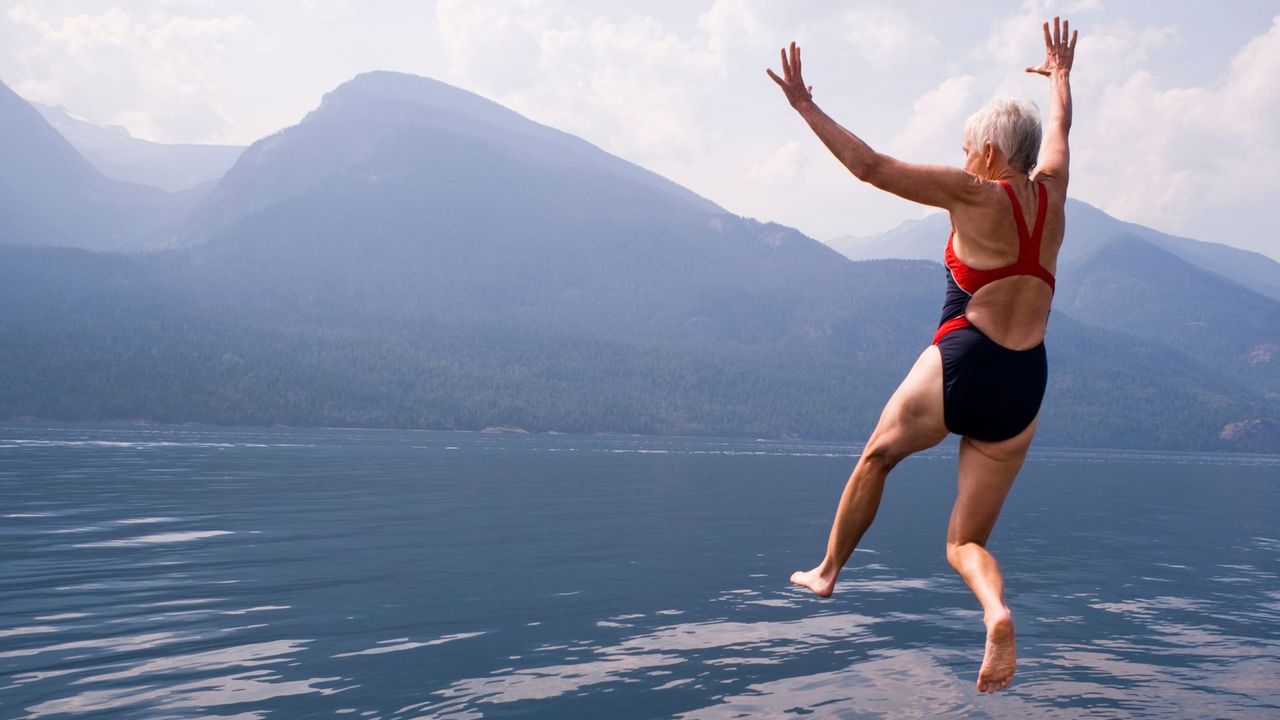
[2,424,1278,718]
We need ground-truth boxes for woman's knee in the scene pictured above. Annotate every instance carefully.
[862,438,910,472]
[945,540,985,569]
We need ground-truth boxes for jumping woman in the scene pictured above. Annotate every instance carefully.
[767,17,1078,693]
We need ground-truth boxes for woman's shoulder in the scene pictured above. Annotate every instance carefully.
[1030,171,1069,202]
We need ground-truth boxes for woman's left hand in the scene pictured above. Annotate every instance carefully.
[767,41,813,109]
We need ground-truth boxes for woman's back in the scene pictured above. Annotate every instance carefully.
[949,176,1066,350]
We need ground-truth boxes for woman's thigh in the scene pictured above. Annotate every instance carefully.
[947,416,1039,546]
[865,345,949,459]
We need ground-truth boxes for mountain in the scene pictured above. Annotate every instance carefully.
[829,199,1280,302]
[170,72,899,354]
[33,102,243,192]
[1,244,1263,450]
[0,79,188,251]
[182,71,720,245]
[1056,235,1279,395]
[0,71,1274,451]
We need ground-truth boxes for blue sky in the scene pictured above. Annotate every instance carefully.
[2,1,1278,259]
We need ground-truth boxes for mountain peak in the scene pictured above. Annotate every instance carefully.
[278,70,719,214]
[323,71,472,105]
[305,71,549,141]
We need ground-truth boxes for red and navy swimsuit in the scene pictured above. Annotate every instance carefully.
[932,180,1055,442]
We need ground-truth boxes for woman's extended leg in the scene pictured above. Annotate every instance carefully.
[946,417,1038,693]
[790,345,949,597]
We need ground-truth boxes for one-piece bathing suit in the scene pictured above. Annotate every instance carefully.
[932,180,1055,443]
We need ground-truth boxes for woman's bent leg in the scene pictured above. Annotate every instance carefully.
[790,345,948,597]
[946,417,1038,693]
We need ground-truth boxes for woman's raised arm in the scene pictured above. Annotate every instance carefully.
[767,42,982,211]
[1026,17,1077,186]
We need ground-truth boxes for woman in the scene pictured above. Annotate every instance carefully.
[767,18,1077,693]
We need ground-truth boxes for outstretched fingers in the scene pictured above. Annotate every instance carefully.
[767,41,813,107]
[1027,16,1077,75]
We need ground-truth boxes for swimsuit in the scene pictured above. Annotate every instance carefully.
[932,180,1054,442]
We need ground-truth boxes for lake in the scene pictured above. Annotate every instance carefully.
[2,423,1278,718]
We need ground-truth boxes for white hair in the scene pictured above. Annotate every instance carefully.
[963,96,1042,175]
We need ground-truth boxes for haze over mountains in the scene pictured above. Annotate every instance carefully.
[829,202,1280,302]
[34,102,243,193]
[0,82,200,251]
[1,71,1275,452]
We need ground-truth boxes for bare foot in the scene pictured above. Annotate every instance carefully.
[977,609,1016,692]
[789,565,838,598]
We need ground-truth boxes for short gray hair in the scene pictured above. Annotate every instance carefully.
[963,96,1042,175]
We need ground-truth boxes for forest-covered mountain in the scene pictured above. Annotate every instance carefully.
[0,72,1274,452]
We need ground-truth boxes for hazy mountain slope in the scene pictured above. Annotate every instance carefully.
[174,121,880,353]
[1056,235,1279,394]
[0,79,184,250]
[0,71,1274,450]
[829,199,1280,301]
[0,243,1267,450]
[33,102,243,192]
[183,71,720,244]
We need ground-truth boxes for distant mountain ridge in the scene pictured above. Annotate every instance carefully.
[32,102,243,192]
[0,79,189,250]
[1057,235,1279,394]
[0,71,1275,452]
[184,71,721,245]
[828,199,1280,301]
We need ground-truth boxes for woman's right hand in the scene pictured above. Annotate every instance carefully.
[1026,16,1076,76]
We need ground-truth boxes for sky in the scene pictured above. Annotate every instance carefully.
[2,1,1278,260]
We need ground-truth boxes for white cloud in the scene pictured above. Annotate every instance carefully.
[747,141,806,185]
[0,1,1273,258]
[436,1,721,161]
[891,75,975,163]
[1073,15,1280,243]
[435,0,554,96]
[980,1,1048,70]
[3,4,264,143]
[1069,20,1179,93]
[298,0,356,21]
[843,7,939,68]
[698,0,767,62]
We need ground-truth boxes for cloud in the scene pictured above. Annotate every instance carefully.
[843,7,940,68]
[962,4,1278,254]
[435,1,721,160]
[1068,20,1179,93]
[297,0,356,21]
[698,0,767,62]
[2,4,265,143]
[435,0,554,96]
[1074,15,1280,238]
[891,75,975,163]
[747,141,807,185]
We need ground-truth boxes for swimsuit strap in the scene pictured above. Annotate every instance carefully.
[998,179,1047,262]
[998,180,1055,291]
[1030,181,1048,251]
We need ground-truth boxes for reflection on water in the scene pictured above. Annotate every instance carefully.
[1,423,1278,718]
